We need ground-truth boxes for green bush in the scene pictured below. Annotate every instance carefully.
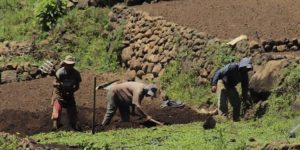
[34,0,67,31]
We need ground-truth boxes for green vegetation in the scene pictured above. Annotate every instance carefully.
[205,42,237,72]
[0,55,44,66]
[49,7,124,72]
[0,134,19,150]
[0,0,124,72]
[34,0,68,31]
[0,0,37,42]
[268,66,300,117]
[33,116,300,149]
[159,42,237,105]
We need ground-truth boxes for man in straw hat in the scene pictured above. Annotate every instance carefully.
[211,57,253,122]
[99,82,160,129]
[51,55,82,131]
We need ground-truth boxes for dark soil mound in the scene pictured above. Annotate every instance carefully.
[0,72,205,135]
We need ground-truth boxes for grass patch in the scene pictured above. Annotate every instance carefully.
[44,7,124,72]
[0,2,124,73]
[32,116,300,150]
[0,55,43,66]
[0,0,38,42]
[159,42,237,105]
[0,134,19,150]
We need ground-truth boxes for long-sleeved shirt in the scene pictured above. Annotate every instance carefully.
[211,62,249,100]
[110,82,146,107]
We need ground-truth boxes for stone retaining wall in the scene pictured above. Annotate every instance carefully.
[110,5,300,84]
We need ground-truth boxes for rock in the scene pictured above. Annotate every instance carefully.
[136,70,145,78]
[146,63,154,73]
[145,29,152,37]
[149,35,159,43]
[39,39,50,46]
[142,73,154,81]
[203,116,216,130]
[127,70,136,81]
[291,38,299,46]
[29,67,39,76]
[250,59,289,93]
[147,55,160,63]
[23,63,31,72]
[130,59,142,71]
[19,72,32,81]
[152,63,162,76]
[16,66,24,74]
[263,44,273,52]
[7,64,18,70]
[121,46,134,62]
[76,0,89,8]
[197,76,209,85]
[0,43,9,53]
[249,40,260,50]
[276,45,287,52]
[1,70,17,83]
[134,33,143,41]
[290,45,298,51]
[158,68,165,77]
[67,1,75,8]
[62,33,77,42]
[3,41,9,47]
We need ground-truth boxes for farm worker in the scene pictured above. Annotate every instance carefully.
[51,55,82,131]
[211,57,253,121]
[101,82,158,127]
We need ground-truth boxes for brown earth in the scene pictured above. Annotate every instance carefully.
[0,72,205,135]
[134,0,300,40]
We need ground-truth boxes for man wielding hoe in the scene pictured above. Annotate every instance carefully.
[51,55,82,131]
[99,82,162,129]
[211,57,253,121]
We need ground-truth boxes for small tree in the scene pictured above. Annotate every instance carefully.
[34,0,67,31]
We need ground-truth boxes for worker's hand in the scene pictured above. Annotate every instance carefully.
[211,86,217,93]
[53,81,60,87]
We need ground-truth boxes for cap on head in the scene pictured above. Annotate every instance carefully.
[63,55,76,65]
[144,84,157,97]
[239,57,252,69]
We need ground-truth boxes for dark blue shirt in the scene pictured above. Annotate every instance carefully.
[212,62,249,100]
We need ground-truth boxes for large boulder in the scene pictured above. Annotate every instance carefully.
[250,59,289,93]
[1,70,17,83]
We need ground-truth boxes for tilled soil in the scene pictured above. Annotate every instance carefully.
[134,0,300,40]
[0,72,205,135]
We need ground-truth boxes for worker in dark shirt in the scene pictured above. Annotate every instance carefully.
[211,57,253,121]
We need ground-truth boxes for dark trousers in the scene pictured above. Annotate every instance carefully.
[217,81,241,121]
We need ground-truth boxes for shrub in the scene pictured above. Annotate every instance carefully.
[34,0,67,31]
